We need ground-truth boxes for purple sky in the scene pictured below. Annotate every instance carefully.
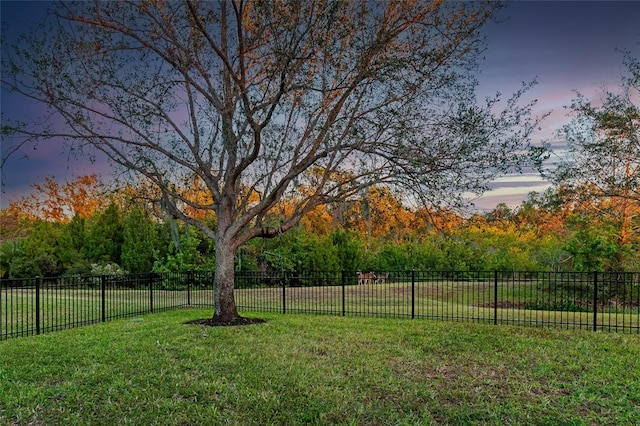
[474,0,640,210]
[1,1,639,210]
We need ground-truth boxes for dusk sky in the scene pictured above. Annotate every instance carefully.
[1,1,639,211]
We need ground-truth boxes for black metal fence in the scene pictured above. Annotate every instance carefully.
[2,270,639,340]
[0,272,215,340]
[235,270,640,333]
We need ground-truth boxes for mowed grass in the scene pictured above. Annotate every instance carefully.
[1,310,639,425]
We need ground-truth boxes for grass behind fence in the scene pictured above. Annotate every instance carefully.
[235,279,640,332]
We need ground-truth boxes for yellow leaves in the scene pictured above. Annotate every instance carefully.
[176,175,215,221]
[300,205,333,236]
[360,186,412,238]
[410,208,462,235]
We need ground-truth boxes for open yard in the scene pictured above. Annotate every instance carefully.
[1,309,639,425]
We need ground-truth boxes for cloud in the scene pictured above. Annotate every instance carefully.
[472,183,551,211]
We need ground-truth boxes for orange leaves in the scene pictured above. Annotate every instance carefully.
[63,175,103,219]
[10,175,103,222]
[180,175,215,220]
[300,205,333,235]
[359,186,412,239]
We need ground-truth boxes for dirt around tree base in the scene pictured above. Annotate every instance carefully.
[185,316,266,327]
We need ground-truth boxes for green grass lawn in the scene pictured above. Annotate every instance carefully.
[1,309,639,425]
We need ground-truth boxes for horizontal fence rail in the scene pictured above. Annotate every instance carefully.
[2,270,639,340]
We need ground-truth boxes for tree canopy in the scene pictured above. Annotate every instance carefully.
[2,0,543,321]
[551,53,640,203]
[546,53,640,270]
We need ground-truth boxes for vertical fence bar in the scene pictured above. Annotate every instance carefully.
[494,270,498,326]
[187,272,192,306]
[593,271,598,332]
[341,270,346,317]
[149,274,154,314]
[411,270,415,319]
[101,275,106,323]
[282,275,286,314]
[35,276,41,335]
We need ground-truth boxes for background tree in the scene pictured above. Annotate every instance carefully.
[6,175,638,277]
[548,53,640,269]
[55,214,91,275]
[2,1,543,322]
[563,215,620,272]
[81,202,124,266]
[153,223,216,272]
[8,175,103,222]
[8,221,63,277]
[551,53,637,202]
[0,205,30,242]
[121,205,158,273]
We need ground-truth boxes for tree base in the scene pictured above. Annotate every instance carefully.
[185,316,266,327]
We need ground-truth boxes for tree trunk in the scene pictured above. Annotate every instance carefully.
[213,240,240,321]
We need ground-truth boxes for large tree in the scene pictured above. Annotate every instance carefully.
[2,0,542,322]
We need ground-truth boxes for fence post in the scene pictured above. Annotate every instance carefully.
[494,270,498,326]
[35,276,41,335]
[593,271,598,332]
[101,275,106,323]
[282,273,286,314]
[187,272,192,306]
[342,270,346,316]
[411,270,415,319]
[149,273,154,314]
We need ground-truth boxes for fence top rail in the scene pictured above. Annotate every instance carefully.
[3,270,640,286]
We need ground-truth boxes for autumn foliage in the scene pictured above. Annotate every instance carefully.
[2,175,638,279]
[9,175,103,222]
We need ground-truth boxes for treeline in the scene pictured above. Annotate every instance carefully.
[1,175,638,278]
